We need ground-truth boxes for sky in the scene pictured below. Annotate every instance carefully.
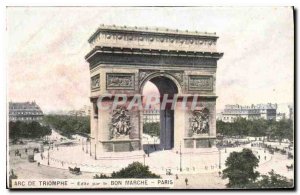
[6,7,294,114]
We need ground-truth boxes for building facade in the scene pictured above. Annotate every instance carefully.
[9,101,44,122]
[220,103,277,122]
[143,110,160,124]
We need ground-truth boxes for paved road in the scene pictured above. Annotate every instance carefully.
[8,146,227,189]
[9,148,95,180]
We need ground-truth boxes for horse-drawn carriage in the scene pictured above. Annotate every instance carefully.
[68,167,81,175]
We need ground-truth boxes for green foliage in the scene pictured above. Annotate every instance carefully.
[143,122,160,136]
[9,121,51,140]
[111,162,160,178]
[43,115,90,138]
[222,148,259,188]
[217,118,293,141]
[244,170,294,189]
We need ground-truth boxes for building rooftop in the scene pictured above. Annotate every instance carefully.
[224,103,277,110]
[88,24,218,43]
[9,101,42,110]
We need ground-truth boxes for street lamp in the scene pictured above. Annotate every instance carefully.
[180,141,182,172]
[218,147,221,169]
[82,139,84,151]
[87,136,95,158]
[90,139,92,156]
[95,144,97,160]
[47,145,50,166]
[86,138,88,154]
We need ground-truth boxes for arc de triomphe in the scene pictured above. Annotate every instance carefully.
[85,25,223,154]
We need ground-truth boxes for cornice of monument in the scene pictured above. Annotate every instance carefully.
[85,46,224,61]
[87,24,222,54]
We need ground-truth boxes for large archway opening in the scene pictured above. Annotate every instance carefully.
[141,75,179,152]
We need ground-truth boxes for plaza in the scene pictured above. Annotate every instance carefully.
[31,133,293,179]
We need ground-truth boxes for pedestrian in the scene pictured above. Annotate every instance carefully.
[185,178,188,186]
[175,174,178,180]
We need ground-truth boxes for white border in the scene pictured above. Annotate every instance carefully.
[0,1,298,194]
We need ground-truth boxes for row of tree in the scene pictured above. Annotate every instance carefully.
[9,121,51,140]
[94,162,160,179]
[43,115,90,138]
[217,118,294,141]
[143,122,160,136]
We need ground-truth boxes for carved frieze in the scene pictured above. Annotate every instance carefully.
[90,30,217,53]
[188,75,213,91]
[189,108,210,136]
[91,74,100,91]
[109,107,132,140]
[106,73,135,90]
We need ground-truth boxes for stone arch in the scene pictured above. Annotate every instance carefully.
[140,72,182,150]
[139,72,182,95]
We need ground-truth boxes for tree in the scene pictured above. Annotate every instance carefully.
[222,148,259,188]
[216,119,294,142]
[9,121,51,140]
[245,170,294,189]
[111,162,160,178]
[143,122,160,136]
[43,114,90,138]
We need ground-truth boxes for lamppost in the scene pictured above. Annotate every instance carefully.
[143,154,146,166]
[86,136,95,158]
[47,145,50,166]
[86,138,88,154]
[180,141,182,172]
[82,139,84,151]
[95,144,97,160]
[90,139,92,156]
[218,147,221,169]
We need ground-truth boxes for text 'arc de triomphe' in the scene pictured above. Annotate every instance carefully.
[85,25,223,154]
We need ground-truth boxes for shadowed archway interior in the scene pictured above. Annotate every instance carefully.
[147,76,179,150]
